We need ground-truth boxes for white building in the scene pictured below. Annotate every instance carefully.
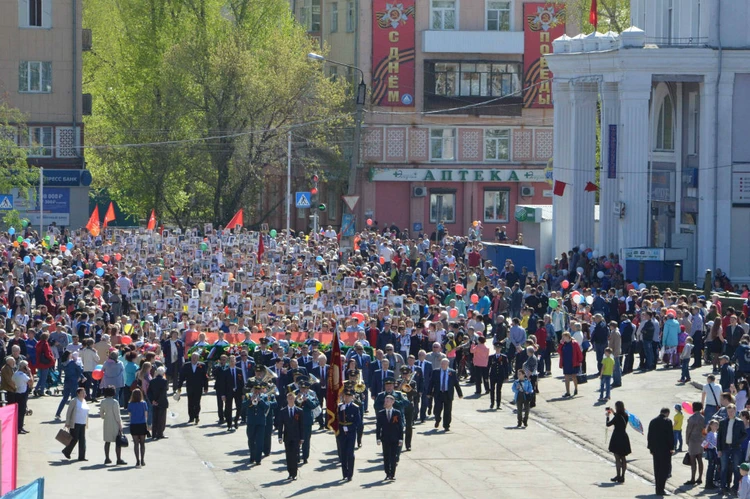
[546,0,750,282]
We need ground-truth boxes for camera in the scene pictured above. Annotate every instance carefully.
[605,407,612,413]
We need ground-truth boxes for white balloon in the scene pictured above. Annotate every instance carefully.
[597,271,604,279]
[592,251,599,258]
[638,283,647,290]
[52,258,59,266]
[576,267,584,274]
[585,295,594,305]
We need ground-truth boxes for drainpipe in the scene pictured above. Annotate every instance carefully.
[712,0,722,271]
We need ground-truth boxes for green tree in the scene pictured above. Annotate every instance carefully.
[84,0,350,228]
[561,0,630,34]
[0,100,40,203]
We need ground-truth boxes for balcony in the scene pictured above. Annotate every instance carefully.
[422,30,524,54]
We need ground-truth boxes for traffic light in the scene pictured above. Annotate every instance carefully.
[318,204,327,212]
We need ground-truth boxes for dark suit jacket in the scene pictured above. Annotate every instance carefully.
[415,360,432,393]
[179,362,209,392]
[430,368,463,400]
[376,408,404,443]
[220,366,244,396]
[371,369,395,397]
[147,375,169,409]
[717,417,748,451]
[647,415,675,454]
[277,405,304,442]
[238,358,256,384]
[298,355,315,373]
[160,339,185,372]
[311,365,328,390]
[409,335,431,358]
[488,353,510,382]
[212,364,228,393]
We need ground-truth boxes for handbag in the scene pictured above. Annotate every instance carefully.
[682,452,691,466]
[55,428,73,447]
[116,432,129,448]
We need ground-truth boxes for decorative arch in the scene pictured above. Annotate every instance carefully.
[652,82,675,152]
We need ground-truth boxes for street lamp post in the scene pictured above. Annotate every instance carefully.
[308,52,365,249]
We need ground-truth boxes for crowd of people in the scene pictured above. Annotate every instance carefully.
[0,220,749,491]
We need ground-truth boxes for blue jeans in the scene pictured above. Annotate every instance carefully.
[613,357,622,385]
[594,343,606,373]
[681,358,691,381]
[705,405,718,423]
[35,368,50,393]
[706,448,719,486]
[673,429,683,451]
[599,375,611,399]
[720,447,742,490]
[643,340,654,370]
[56,384,77,417]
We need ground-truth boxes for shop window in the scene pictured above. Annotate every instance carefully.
[484,189,509,222]
[430,192,455,223]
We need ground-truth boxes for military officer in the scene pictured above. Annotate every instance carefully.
[243,380,269,466]
[295,377,319,464]
[397,365,418,451]
[259,367,279,457]
[346,369,365,447]
[373,377,407,414]
[337,388,362,482]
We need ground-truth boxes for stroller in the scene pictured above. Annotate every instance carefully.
[45,369,63,396]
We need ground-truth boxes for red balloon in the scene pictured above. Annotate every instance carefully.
[449,308,458,319]
[379,256,385,265]
[103,255,110,262]
[94,288,102,298]
[366,219,373,226]
[92,370,104,381]
[455,284,465,295]
[604,261,612,269]
[352,312,365,322]
[115,253,122,261]
[121,335,132,345]
[96,261,103,268]
[470,294,479,304]
[84,269,91,275]
[626,284,635,291]
[561,280,570,289]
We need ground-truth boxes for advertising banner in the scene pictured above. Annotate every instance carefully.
[523,2,566,108]
[371,0,415,107]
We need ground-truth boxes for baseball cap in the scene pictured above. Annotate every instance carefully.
[741,463,750,472]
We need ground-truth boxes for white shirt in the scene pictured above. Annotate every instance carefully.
[727,418,736,445]
[703,382,722,406]
[170,340,178,363]
[12,371,29,394]
[74,399,90,425]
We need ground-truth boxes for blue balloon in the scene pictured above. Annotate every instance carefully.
[23,256,30,264]
[631,281,638,288]
[34,255,43,264]
[66,242,73,250]
[76,270,84,278]
[587,251,593,258]
[381,285,389,296]
[96,267,105,277]
[8,227,14,235]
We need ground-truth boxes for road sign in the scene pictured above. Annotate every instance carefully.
[295,192,311,208]
[0,195,13,210]
[341,214,356,237]
[341,195,360,211]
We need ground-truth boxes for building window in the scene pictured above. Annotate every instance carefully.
[430,128,456,161]
[21,126,53,157]
[687,91,698,155]
[430,192,456,223]
[431,0,456,30]
[485,129,510,161]
[329,65,338,80]
[432,62,521,98]
[346,1,354,32]
[20,0,49,28]
[327,190,337,219]
[18,61,52,93]
[300,0,321,32]
[487,1,511,31]
[484,190,509,222]
[330,2,338,32]
[655,94,674,151]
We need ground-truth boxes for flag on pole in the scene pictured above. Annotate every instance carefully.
[326,329,343,435]
[0,404,19,494]
[227,209,243,230]
[584,181,598,192]
[553,180,567,196]
[589,0,598,30]
[85,206,101,237]
[257,233,264,263]
[102,202,116,228]
[147,210,157,231]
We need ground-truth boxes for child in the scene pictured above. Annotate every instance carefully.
[739,463,750,499]
[673,404,684,452]
[703,419,720,490]
[679,337,694,383]
[512,369,534,428]
[599,348,615,401]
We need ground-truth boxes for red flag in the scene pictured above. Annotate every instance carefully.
[103,202,116,228]
[326,329,343,435]
[147,209,156,231]
[584,181,598,192]
[227,209,243,230]
[85,205,101,236]
[553,180,567,196]
[257,233,264,263]
[589,0,598,29]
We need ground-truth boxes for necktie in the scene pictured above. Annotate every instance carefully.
[387,409,391,420]
[442,370,447,391]
[289,408,293,418]
[232,368,236,391]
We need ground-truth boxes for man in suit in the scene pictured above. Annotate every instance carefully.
[277,391,304,480]
[244,381,269,466]
[345,369,366,447]
[212,354,229,425]
[337,388,362,481]
[310,356,328,430]
[647,407,675,496]
[376,321,398,352]
[370,358,394,400]
[161,330,184,392]
[178,352,209,424]
[238,350,256,391]
[221,355,244,430]
[416,350,433,422]
[718,404,747,494]
[297,344,315,373]
[146,366,169,439]
[430,358,463,431]
[296,378,319,464]
[376,394,404,481]
[488,343,510,410]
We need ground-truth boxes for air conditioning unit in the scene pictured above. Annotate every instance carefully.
[520,186,534,197]
[412,186,427,198]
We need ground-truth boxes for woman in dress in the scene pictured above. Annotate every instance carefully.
[557,331,583,398]
[99,387,126,465]
[706,320,724,373]
[136,361,153,432]
[127,388,149,467]
[606,400,632,483]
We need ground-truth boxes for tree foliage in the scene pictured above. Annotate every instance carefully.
[561,0,631,34]
[84,0,351,228]
[0,100,39,202]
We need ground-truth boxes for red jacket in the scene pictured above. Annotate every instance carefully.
[36,340,55,369]
[557,340,583,369]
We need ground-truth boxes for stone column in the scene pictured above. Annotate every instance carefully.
[598,82,620,258]
[568,81,598,251]
[714,77,735,273]
[552,80,573,258]
[696,76,717,279]
[617,75,652,252]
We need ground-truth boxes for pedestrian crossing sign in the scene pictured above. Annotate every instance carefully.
[295,192,311,208]
[0,195,13,210]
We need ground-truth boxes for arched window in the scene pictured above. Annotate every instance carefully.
[655,94,674,151]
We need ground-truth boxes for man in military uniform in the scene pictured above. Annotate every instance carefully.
[337,388,362,482]
[373,378,407,414]
[259,366,278,457]
[295,377,319,464]
[346,369,366,447]
[243,380,269,466]
[397,365,418,451]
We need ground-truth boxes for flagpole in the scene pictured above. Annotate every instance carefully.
[39,166,43,238]
[286,130,291,239]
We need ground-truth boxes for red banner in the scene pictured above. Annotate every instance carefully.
[182,331,360,349]
[326,329,343,435]
[523,3,566,108]
[371,0,415,107]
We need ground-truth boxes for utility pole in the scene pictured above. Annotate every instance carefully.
[286,130,291,238]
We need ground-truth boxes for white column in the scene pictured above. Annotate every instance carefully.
[715,76,734,274]
[696,76,717,280]
[617,76,652,251]
[569,81,597,251]
[552,80,573,258]
[598,82,620,258]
